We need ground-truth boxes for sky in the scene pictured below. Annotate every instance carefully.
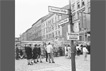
[15,0,69,37]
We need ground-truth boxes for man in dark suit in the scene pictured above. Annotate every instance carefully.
[16,45,20,60]
[32,44,38,64]
[37,44,42,63]
[25,44,33,65]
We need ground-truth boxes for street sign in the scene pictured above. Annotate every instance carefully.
[58,18,69,25]
[67,33,79,40]
[48,6,69,14]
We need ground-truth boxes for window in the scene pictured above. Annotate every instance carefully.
[87,2,90,8]
[55,31,57,37]
[51,24,54,30]
[77,1,80,9]
[46,22,47,27]
[55,16,57,22]
[58,30,60,36]
[77,11,80,19]
[81,0,85,7]
[52,32,54,38]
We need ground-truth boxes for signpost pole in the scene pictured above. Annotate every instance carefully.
[69,0,76,71]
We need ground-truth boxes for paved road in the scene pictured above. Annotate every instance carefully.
[15,55,90,71]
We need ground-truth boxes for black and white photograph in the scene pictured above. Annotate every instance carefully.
[15,0,91,71]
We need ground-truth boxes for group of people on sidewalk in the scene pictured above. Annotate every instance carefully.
[16,42,55,65]
[15,41,90,65]
[64,42,90,61]
[24,44,43,65]
[76,44,89,60]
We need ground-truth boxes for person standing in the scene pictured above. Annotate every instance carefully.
[15,45,20,60]
[25,44,33,65]
[65,45,68,57]
[67,45,71,58]
[76,44,81,56]
[32,44,38,64]
[37,44,42,63]
[19,49,24,59]
[82,45,88,61]
[44,43,48,62]
[46,42,55,63]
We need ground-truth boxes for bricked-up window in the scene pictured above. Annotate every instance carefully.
[77,0,80,9]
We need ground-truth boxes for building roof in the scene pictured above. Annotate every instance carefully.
[32,17,44,27]
[41,13,54,22]
[20,5,69,38]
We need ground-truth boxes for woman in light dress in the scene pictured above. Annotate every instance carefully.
[67,45,71,58]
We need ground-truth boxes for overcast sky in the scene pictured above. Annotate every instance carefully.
[15,0,69,37]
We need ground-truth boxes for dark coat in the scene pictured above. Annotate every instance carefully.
[32,47,38,59]
[25,46,32,59]
[37,48,41,55]
[16,47,20,59]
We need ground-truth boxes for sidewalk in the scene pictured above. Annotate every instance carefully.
[15,55,90,71]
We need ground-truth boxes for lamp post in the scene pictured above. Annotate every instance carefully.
[69,0,76,71]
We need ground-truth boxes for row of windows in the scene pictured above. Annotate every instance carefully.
[72,5,91,23]
[42,23,61,36]
[42,30,61,40]
[71,0,86,12]
[42,14,62,34]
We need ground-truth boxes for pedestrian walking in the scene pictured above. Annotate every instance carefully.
[82,45,88,61]
[25,44,33,65]
[46,42,55,63]
[32,44,38,64]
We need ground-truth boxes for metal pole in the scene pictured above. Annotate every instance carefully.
[69,0,76,71]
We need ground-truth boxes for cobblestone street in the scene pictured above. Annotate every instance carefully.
[15,55,90,71]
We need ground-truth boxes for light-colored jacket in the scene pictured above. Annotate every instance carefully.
[46,45,53,53]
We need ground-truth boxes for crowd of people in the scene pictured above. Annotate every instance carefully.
[64,42,90,60]
[15,41,90,65]
[15,42,55,65]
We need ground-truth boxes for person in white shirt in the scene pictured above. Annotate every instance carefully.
[76,44,81,56]
[83,45,88,61]
[65,45,68,57]
[67,45,71,58]
[46,42,55,63]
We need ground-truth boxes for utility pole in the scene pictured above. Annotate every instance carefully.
[69,0,76,71]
